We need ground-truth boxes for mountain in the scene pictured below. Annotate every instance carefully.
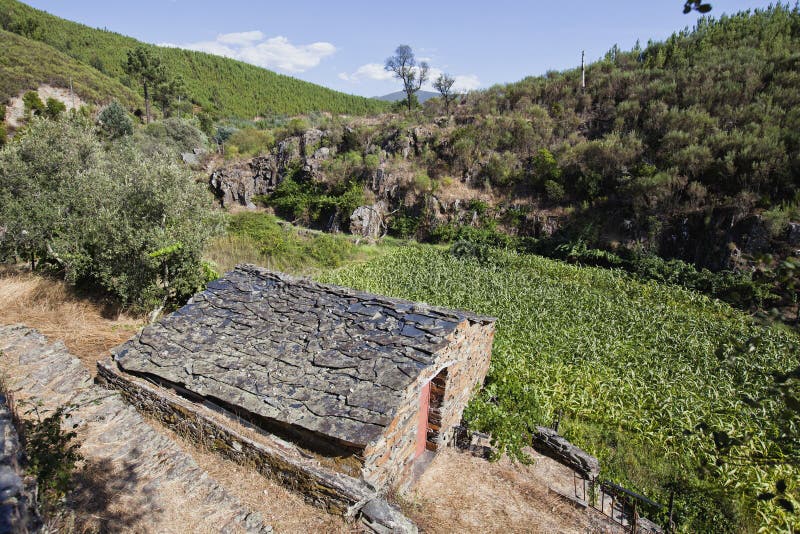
[376,90,439,103]
[0,0,389,117]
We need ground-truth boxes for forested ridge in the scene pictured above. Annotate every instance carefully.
[0,0,388,116]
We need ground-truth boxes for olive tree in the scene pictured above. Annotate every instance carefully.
[0,116,222,313]
[385,45,429,112]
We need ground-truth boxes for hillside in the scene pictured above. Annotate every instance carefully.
[0,29,142,107]
[0,0,389,117]
[217,4,800,323]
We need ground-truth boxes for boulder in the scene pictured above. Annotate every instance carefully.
[301,129,325,154]
[181,152,200,166]
[350,202,387,241]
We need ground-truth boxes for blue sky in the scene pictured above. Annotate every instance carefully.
[23,1,779,97]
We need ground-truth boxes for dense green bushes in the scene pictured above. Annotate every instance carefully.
[0,116,221,312]
[262,175,366,231]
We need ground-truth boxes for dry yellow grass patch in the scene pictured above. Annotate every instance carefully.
[400,449,619,534]
[0,267,143,373]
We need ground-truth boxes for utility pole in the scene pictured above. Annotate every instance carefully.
[69,76,75,109]
[581,50,586,93]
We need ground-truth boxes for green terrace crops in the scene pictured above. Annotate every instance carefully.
[318,246,800,532]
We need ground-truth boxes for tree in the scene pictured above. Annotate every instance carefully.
[0,116,221,312]
[683,1,712,13]
[98,101,133,139]
[385,45,429,112]
[154,74,187,118]
[123,46,167,123]
[433,73,457,115]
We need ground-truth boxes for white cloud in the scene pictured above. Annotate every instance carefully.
[452,74,481,92]
[166,32,336,73]
[338,63,394,82]
[424,67,481,93]
[217,30,265,46]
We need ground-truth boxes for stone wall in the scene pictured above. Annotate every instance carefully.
[0,394,40,534]
[361,318,495,489]
[433,320,495,449]
[96,358,416,534]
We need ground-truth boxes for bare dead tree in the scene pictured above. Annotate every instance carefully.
[385,45,429,112]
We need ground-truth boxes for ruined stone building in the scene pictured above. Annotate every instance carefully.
[103,265,496,489]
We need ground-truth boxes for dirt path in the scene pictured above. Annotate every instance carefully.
[0,324,271,533]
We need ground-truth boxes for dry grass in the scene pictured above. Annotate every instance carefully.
[400,449,620,534]
[0,267,143,373]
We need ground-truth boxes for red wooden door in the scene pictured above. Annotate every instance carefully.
[415,381,431,458]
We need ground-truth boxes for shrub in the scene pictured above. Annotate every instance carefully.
[22,91,44,117]
[414,172,433,192]
[98,101,133,139]
[544,179,566,202]
[227,127,274,157]
[531,148,561,186]
[137,117,208,157]
[0,123,6,148]
[388,212,420,239]
[481,151,520,187]
[44,98,66,119]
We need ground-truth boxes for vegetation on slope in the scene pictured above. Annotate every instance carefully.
[243,5,800,321]
[0,0,389,117]
[321,246,800,532]
[0,29,141,107]
[204,212,394,274]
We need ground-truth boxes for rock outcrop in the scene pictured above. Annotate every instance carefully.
[209,131,335,209]
[350,202,387,241]
[209,156,281,208]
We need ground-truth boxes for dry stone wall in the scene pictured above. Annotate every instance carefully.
[0,394,39,534]
[97,359,416,534]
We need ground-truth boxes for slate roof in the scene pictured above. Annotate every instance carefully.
[112,265,495,448]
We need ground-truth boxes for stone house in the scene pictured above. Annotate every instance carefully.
[108,265,496,489]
